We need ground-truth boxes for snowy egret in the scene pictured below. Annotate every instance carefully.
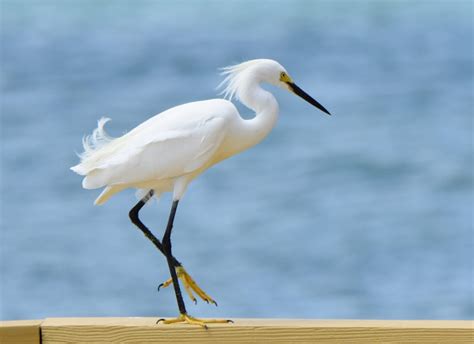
[71,58,331,327]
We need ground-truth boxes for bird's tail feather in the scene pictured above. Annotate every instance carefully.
[94,185,123,205]
[78,117,114,161]
[70,117,116,176]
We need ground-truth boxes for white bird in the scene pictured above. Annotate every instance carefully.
[71,58,331,327]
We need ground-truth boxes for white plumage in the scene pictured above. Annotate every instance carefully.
[70,58,331,327]
[71,59,330,205]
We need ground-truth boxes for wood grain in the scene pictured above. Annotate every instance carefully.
[40,317,473,343]
[0,320,42,344]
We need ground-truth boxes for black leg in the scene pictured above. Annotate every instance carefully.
[162,200,188,315]
[128,190,181,267]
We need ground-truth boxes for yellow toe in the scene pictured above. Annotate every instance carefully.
[158,313,232,329]
[158,266,217,305]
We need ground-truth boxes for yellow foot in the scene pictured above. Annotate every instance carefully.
[157,313,232,329]
[158,266,217,305]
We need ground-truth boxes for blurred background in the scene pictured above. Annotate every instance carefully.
[1,0,472,321]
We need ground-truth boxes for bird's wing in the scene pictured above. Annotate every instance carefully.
[79,114,228,189]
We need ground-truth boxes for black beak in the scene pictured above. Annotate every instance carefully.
[287,82,331,115]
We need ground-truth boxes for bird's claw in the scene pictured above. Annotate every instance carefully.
[156,313,232,328]
[158,266,218,306]
[157,278,173,292]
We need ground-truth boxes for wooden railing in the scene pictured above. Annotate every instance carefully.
[1,318,472,343]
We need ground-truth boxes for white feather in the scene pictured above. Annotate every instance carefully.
[72,100,232,191]
[217,59,284,101]
[71,59,297,205]
[217,60,263,100]
[78,117,114,160]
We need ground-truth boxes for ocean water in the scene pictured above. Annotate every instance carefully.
[1,0,472,321]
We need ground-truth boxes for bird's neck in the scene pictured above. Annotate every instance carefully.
[237,81,279,149]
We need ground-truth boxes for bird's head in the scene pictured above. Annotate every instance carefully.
[220,59,331,115]
[270,61,331,116]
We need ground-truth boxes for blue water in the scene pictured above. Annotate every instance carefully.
[1,1,473,321]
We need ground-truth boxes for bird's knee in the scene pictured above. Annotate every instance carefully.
[129,201,145,225]
[129,207,139,225]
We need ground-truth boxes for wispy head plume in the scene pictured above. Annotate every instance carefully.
[217,60,262,101]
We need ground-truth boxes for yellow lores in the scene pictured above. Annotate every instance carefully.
[71,59,330,328]
[280,71,293,83]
